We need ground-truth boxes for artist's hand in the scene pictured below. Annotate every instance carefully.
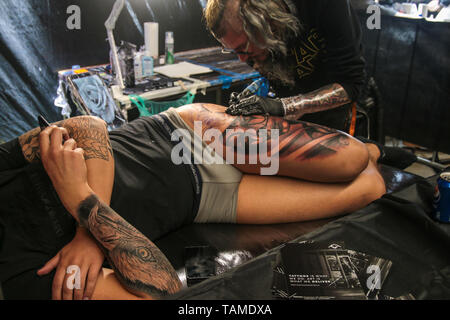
[226,95,285,117]
[228,92,241,106]
[37,227,104,300]
[39,125,93,220]
[228,90,253,107]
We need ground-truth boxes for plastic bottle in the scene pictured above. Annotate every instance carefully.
[141,51,154,77]
[134,51,143,81]
[165,31,175,65]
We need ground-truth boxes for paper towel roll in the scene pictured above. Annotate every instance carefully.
[145,22,159,59]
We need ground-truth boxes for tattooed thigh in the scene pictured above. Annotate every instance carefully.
[177,103,351,164]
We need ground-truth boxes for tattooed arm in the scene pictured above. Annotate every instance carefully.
[281,83,351,121]
[78,194,182,299]
[227,83,351,120]
[39,126,181,299]
[29,116,116,300]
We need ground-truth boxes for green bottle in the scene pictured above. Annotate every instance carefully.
[165,31,174,65]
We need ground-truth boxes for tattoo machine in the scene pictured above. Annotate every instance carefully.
[238,77,271,100]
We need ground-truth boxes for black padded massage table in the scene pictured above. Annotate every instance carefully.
[155,165,450,300]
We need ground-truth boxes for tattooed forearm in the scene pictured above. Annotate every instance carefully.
[19,127,43,163]
[18,116,113,163]
[78,194,182,298]
[281,83,351,121]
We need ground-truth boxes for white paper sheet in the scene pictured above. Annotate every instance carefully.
[154,61,212,78]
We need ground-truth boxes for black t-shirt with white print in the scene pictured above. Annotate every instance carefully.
[265,0,366,130]
[275,0,366,100]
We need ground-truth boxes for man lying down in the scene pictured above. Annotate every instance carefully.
[0,103,386,300]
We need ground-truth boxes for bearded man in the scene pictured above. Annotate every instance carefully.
[204,0,366,132]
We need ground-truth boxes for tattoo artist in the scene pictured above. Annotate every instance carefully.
[204,0,366,131]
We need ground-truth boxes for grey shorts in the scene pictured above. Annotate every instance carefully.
[162,108,243,223]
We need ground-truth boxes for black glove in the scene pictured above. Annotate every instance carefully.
[228,92,241,106]
[228,90,253,106]
[226,95,285,117]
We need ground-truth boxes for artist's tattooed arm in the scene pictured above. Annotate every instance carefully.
[77,194,182,299]
[18,116,113,163]
[281,83,351,121]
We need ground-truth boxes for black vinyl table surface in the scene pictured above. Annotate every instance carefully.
[165,170,450,300]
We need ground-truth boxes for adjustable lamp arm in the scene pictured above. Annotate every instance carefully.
[105,0,125,89]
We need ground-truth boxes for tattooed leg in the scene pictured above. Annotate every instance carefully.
[77,194,182,299]
[18,116,115,204]
[177,103,369,183]
[235,160,386,224]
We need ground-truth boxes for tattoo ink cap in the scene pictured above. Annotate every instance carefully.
[165,31,174,65]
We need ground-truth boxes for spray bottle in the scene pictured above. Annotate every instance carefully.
[165,31,175,65]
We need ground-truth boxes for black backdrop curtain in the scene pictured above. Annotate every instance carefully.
[0,0,215,143]
[0,0,59,143]
[355,6,450,153]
